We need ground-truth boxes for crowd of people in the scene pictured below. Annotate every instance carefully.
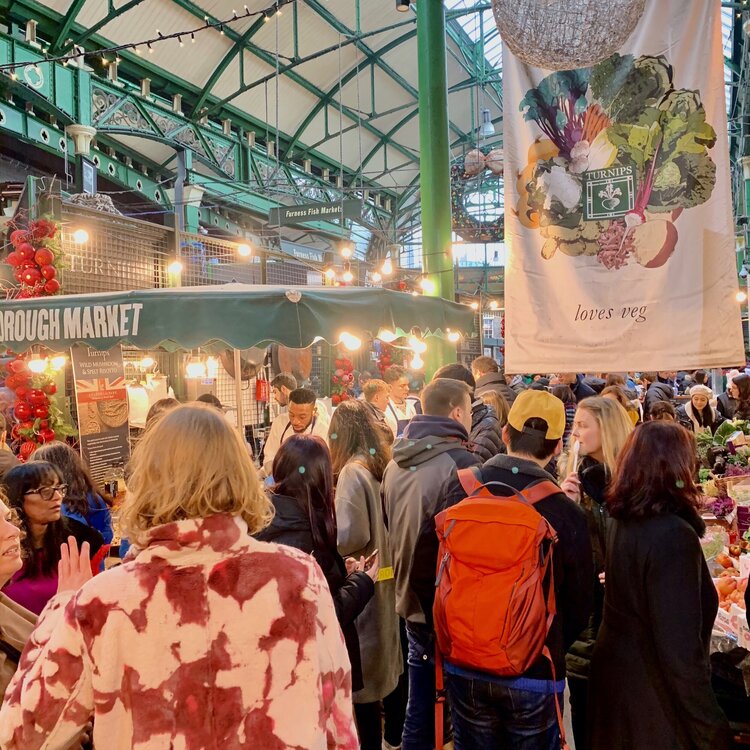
[0,360,746,749]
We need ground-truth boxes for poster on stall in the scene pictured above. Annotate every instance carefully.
[71,345,130,484]
[503,0,745,372]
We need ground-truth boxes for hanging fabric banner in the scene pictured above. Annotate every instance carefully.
[503,0,744,373]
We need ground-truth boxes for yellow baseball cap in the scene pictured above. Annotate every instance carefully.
[507,389,566,441]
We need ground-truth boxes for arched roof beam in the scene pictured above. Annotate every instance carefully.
[49,0,87,54]
[283,29,420,156]
[58,0,148,53]
[191,15,270,115]
[168,0,421,167]
[302,0,465,146]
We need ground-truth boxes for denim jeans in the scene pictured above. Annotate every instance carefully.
[446,671,563,750]
[402,622,436,750]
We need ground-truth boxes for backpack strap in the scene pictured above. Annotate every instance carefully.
[435,643,446,750]
[521,479,563,506]
[457,466,484,497]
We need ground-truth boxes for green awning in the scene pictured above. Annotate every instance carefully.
[0,284,476,353]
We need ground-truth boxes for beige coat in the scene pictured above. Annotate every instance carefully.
[0,594,35,701]
[336,459,403,703]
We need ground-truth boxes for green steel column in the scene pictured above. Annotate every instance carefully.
[417,0,457,377]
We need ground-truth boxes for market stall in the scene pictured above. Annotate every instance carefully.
[0,283,475,476]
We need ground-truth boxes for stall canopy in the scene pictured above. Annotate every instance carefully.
[0,284,476,353]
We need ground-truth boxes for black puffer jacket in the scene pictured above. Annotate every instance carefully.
[717,392,737,420]
[644,381,674,417]
[469,400,504,462]
[474,372,517,404]
[255,493,375,691]
[566,457,609,680]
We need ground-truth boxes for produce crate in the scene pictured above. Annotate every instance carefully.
[718,474,750,496]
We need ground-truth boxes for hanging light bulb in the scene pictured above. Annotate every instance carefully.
[371,271,382,283]
[489,300,499,310]
[341,243,353,259]
[342,269,354,283]
[419,277,436,294]
[470,301,479,311]
[186,356,207,379]
[139,356,155,369]
[409,335,427,354]
[448,331,461,343]
[338,332,362,351]
[480,108,495,137]
[72,228,89,243]
[324,267,336,281]
[410,353,424,370]
[51,355,67,370]
[206,357,219,378]
[237,243,252,257]
[28,354,47,374]
[377,329,397,343]
[381,256,393,275]
[168,259,183,274]
[737,291,748,303]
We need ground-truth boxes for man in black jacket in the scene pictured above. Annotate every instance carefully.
[642,371,676,418]
[471,355,517,404]
[433,363,504,462]
[557,373,597,402]
[382,377,480,750]
[410,390,594,749]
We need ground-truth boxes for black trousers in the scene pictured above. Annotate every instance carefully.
[353,619,409,749]
[567,675,589,750]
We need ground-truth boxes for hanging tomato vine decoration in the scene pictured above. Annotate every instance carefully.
[331,353,354,406]
[3,355,77,460]
[5,217,62,298]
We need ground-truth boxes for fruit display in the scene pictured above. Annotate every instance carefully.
[517,54,717,270]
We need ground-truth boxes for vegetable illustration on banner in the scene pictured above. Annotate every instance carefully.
[517,54,717,270]
[503,0,744,373]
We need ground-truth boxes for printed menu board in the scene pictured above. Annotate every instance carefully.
[71,345,130,483]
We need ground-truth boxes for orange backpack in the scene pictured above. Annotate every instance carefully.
[433,467,568,748]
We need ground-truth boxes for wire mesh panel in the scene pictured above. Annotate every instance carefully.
[266,258,321,286]
[60,205,170,293]
[458,312,483,366]
[179,233,261,286]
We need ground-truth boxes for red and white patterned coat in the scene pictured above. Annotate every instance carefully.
[0,513,359,750]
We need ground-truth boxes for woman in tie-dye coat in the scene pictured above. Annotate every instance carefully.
[0,403,359,750]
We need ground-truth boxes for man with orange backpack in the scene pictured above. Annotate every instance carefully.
[410,390,593,749]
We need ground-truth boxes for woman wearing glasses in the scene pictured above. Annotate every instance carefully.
[1,462,103,615]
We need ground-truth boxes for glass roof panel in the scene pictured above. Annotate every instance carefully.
[445,0,503,71]
[722,5,736,117]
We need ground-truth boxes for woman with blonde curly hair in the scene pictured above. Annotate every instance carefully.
[559,396,634,750]
[0,404,359,750]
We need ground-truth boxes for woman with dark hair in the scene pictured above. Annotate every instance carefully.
[145,397,180,427]
[256,434,376,694]
[722,372,750,420]
[677,385,723,435]
[2,462,103,615]
[329,401,403,750]
[648,400,678,422]
[31,442,113,545]
[588,422,731,750]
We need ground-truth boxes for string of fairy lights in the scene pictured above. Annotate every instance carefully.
[0,0,296,74]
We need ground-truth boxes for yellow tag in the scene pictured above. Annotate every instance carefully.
[377,566,394,582]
